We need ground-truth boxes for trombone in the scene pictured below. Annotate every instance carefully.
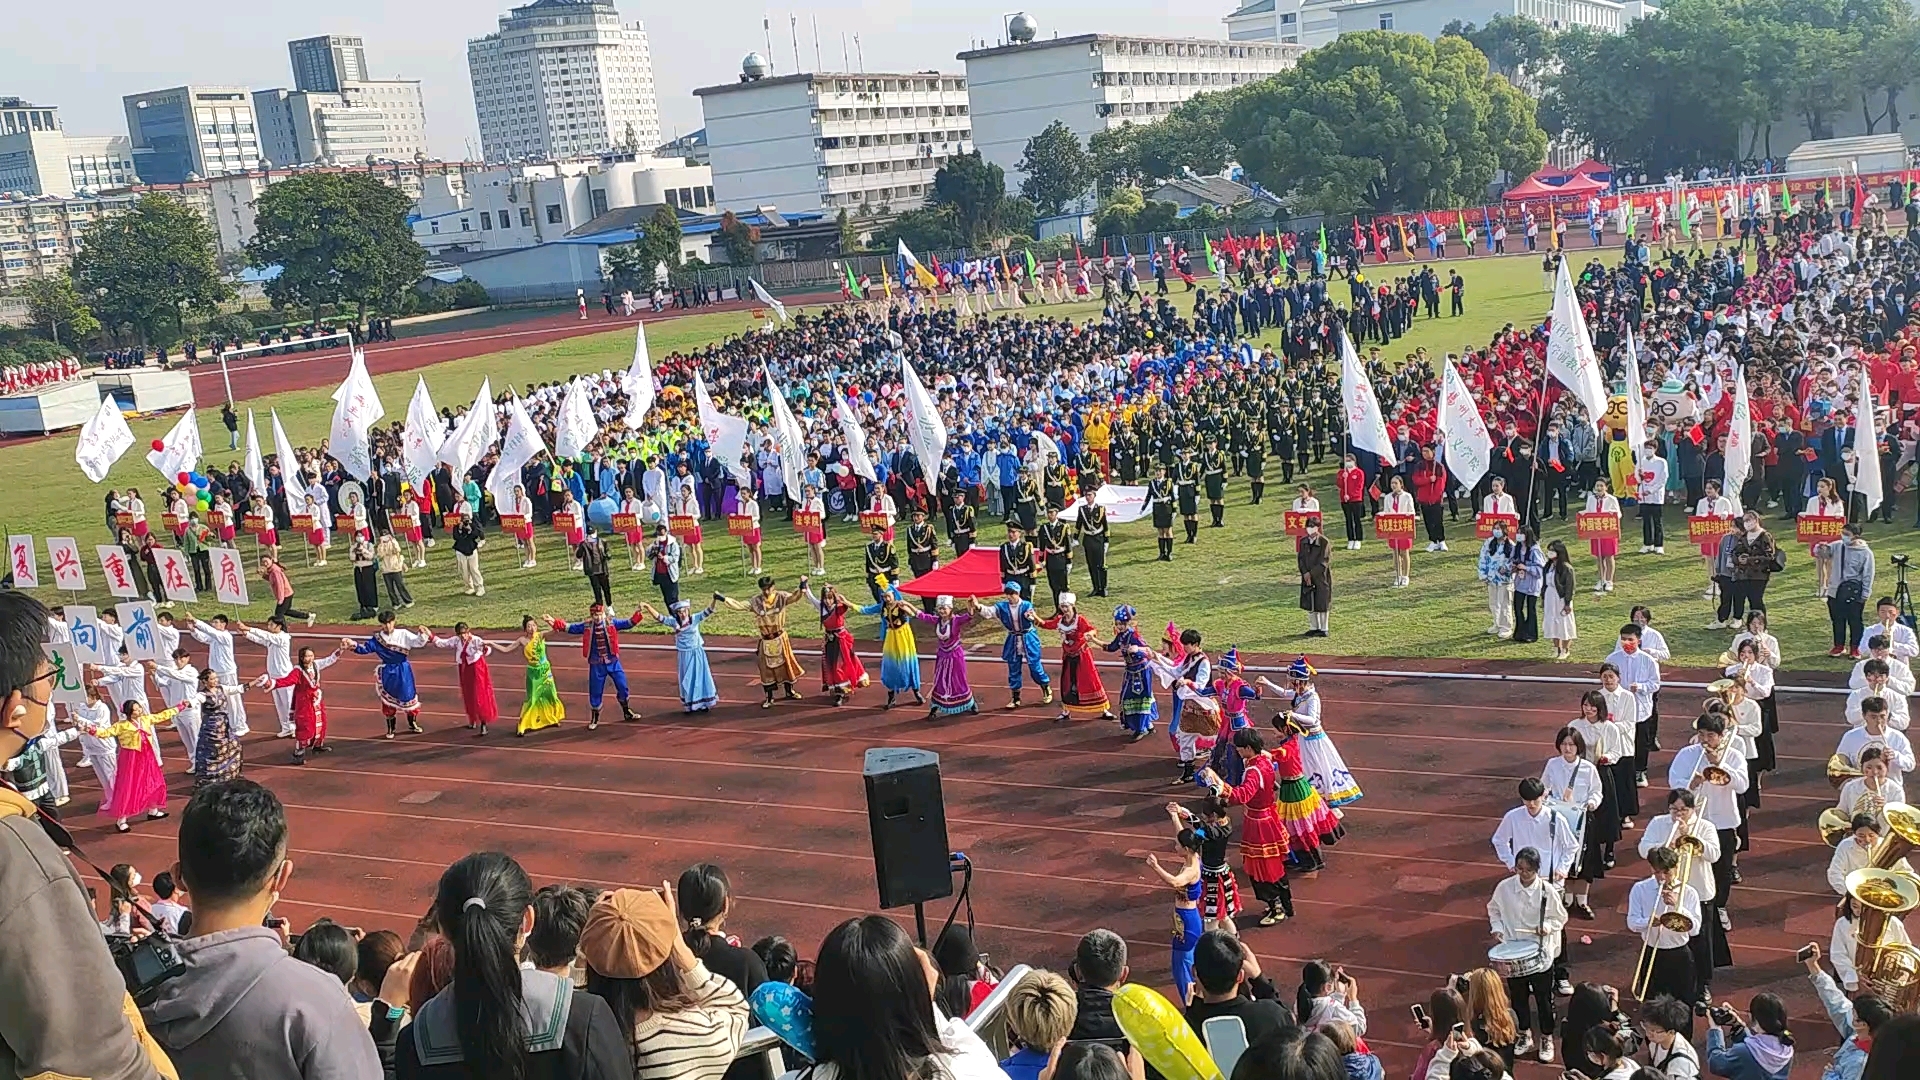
[1632,835,1703,1001]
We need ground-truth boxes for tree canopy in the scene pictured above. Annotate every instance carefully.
[1228,32,1546,215]
[245,172,424,321]
[16,273,99,347]
[70,194,229,345]
[1017,121,1091,217]
[1089,87,1250,191]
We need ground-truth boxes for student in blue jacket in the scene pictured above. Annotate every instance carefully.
[1706,993,1794,1080]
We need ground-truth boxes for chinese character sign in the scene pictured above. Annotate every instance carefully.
[212,548,248,605]
[41,644,86,707]
[115,601,159,661]
[7,535,36,589]
[44,537,84,591]
[151,547,197,603]
[66,605,109,664]
[96,544,140,598]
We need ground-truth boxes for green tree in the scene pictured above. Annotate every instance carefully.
[70,193,228,345]
[1441,15,1552,83]
[633,205,682,275]
[1087,88,1252,190]
[716,211,760,265]
[1017,121,1091,216]
[16,273,99,347]
[871,206,964,255]
[931,152,1010,246]
[244,173,425,324]
[836,208,861,254]
[1229,32,1546,214]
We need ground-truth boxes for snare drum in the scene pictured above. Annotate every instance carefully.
[1487,939,1552,979]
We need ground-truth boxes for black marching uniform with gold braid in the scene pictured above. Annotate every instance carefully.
[1077,504,1110,597]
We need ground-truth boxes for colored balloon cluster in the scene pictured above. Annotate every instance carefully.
[174,469,215,511]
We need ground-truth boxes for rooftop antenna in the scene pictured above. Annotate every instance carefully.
[763,16,775,74]
[853,33,864,72]
[813,15,822,72]
[842,32,850,69]
[790,14,801,75]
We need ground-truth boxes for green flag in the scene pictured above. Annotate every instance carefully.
[844,264,863,299]
[1780,183,1791,214]
[1317,224,1327,252]
[1204,240,1219,274]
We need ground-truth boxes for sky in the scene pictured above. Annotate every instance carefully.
[4,1,1227,161]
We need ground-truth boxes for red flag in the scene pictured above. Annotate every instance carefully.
[1853,170,1869,221]
[1370,220,1387,262]
[1073,237,1087,268]
[1352,218,1364,250]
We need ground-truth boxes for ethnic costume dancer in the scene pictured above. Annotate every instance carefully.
[1144,814,1207,1004]
[514,616,565,735]
[916,596,978,718]
[263,644,343,762]
[191,667,247,784]
[1104,605,1158,742]
[1144,627,1220,784]
[348,613,429,738]
[723,577,807,708]
[99,700,178,833]
[858,586,924,709]
[1196,649,1261,791]
[1264,658,1362,808]
[1200,727,1295,926]
[431,624,508,735]
[547,603,643,728]
[1176,798,1242,935]
[1038,593,1114,723]
[803,581,870,705]
[980,582,1050,708]
[642,598,720,712]
[1269,712,1344,873]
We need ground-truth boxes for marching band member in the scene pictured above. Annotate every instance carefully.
[1607,623,1662,790]
[1715,678,1763,852]
[1826,814,1890,897]
[1838,698,1915,786]
[1486,847,1568,1063]
[1595,666,1641,828]
[1492,778,1579,886]
[1667,713,1748,911]
[1625,846,1704,1004]
[1851,633,1916,695]
[1543,726,1604,922]
[1833,892,1911,993]
[1835,747,1904,832]
[1845,658,1911,730]
[1727,632,1779,777]
[1639,789,1725,1010]
[1861,597,1919,660]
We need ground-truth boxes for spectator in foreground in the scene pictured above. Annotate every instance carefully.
[1321,1021,1379,1080]
[809,914,1006,1080]
[394,852,628,1079]
[579,887,750,1080]
[1000,968,1078,1080]
[1053,1041,1142,1080]
[290,918,362,1017]
[1802,942,1885,1080]
[677,863,768,998]
[1232,1027,1343,1080]
[1637,996,1700,1079]
[0,591,175,1079]
[527,883,595,982]
[1186,931,1293,1047]
[149,870,188,934]
[750,934,812,993]
[1296,961,1365,1034]
[143,778,381,1079]
[1066,928,1130,1052]
[1705,993,1793,1080]
[1862,1012,1920,1080]
[352,930,406,1006]
[933,923,999,1018]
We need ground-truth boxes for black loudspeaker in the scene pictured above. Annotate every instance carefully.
[863,747,953,909]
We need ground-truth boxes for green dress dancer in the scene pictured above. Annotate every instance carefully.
[517,624,566,735]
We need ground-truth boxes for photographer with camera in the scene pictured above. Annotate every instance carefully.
[0,591,176,1079]
[1703,993,1793,1080]
[1821,526,1874,658]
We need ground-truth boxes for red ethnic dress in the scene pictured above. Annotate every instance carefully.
[1219,751,1290,887]
[816,597,870,698]
[1039,612,1110,720]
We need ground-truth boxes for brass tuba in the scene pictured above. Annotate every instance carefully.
[1846,866,1920,1013]
[1829,753,1864,789]
[1822,807,1856,847]
[1871,803,1920,871]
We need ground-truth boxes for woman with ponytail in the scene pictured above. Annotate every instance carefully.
[395,852,629,1079]
[1706,993,1794,1080]
[676,863,766,1001]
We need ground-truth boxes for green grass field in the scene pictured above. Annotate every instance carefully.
[7,248,1889,671]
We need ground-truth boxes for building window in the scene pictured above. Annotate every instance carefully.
[520,207,533,227]
[545,204,562,224]
[480,213,492,231]
[430,221,439,233]
[1379,12,1394,28]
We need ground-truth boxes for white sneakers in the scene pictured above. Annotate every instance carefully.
[1639,544,1651,554]
[1655,545,1666,554]
[1538,1036,1555,1063]
[1706,619,1726,629]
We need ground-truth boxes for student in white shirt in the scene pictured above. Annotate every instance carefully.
[1861,599,1919,659]
[1481,476,1517,518]
[1492,778,1579,884]
[1668,713,1748,910]
[1694,479,1736,604]
[1486,847,1568,1061]
[1846,658,1911,730]
[1625,846,1703,1005]
[237,614,296,738]
[1593,666,1641,827]
[1839,699,1915,786]
[1639,789,1724,1005]
[149,649,202,771]
[1636,445,1669,553]
[1836,747,1904,832]
[1637,996,1700,1080]
[1826,814,1892,896]
[1852,634,1917,694]
[1832,905,1910,993]
[1607,622,1663,788]
[187,611,249,736]
[1543,725,1605,920]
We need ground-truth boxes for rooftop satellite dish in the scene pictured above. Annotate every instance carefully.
[1008,12,1038,42]
[743,52,771,80]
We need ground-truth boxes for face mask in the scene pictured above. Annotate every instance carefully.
[1622,640,1639,653]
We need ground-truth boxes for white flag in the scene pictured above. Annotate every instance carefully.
[6,535,36,589]
[1030,429,1062,482]
[439,379,499,478]
[1621,328,1650,459]
[44,537,84,591]
[762,365,808,497]
[900,356,948,484]
[145,407,202,485]
[750,279,788,324]
[1546,260,1609,430]
[150,547,196,603]
[625,323,656,430]
[486,393,547,510]
[833,387,878,483]
[555,376,601,460]
[401,378,444,486]
[694,371,750,483]
[211,547,249,605]
[1855,367,1883,515]
[270,408,302,490]
[243,410,265,491]
[75,396,134,483]
[327,348,385,481]
[42,644,86,708]
[1723,362,1754,513]
[1338,330,1396,467]
[1438,357,1494,491]
[115,602,159,660]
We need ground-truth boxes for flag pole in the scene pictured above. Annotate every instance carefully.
[1527,263,1563,531]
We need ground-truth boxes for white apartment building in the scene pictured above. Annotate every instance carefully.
[468,0,660,162]
[253,81,430,166]
[1225,0,1655,48]
[122,86,263,184]
[695,67,972,214]
[0,128,135,197]
[408,155,711,256]
[0,187,216,290]
[959,33,1299,184]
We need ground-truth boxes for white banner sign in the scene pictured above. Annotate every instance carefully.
[66,605,109,664]
[211,547,249,605]
[45,537,85,591]
[116,601,161,661]
[150,547,197,603]
[97,544,142,598]
[7,535,36,589]
[42,643,86,707]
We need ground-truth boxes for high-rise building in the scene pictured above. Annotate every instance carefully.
[122,86,262,183]
[1223,0,1656,48]
[959,30,1299,185]
[696,63,972,214]
[0,129,136,196]
[0,98,60,137]
[288,34,370,93]
[253,81,429,166]
[468,0,660,162]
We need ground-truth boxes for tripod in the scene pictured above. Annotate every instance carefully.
[1896,559,1915,630]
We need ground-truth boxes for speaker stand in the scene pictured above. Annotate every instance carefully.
[914,901,929,947]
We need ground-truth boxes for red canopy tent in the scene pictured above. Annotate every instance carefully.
[898,547,1010,599]
[1503,171,1608,202]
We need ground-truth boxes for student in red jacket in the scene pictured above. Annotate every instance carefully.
[1336,454,1367,550]
[1413,445,1451,551]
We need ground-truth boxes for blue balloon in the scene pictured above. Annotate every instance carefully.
[748,981,814,1062]
[585,495,617,532]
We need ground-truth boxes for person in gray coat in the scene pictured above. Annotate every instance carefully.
[142,778,380,1079]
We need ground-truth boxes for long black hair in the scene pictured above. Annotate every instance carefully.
[436,852,533,1080]
[1548,540,1574,598]
[812,915,942,1080]
[677,863,731,960]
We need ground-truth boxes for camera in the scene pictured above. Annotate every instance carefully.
[1894,554,1911,568]
[1709,1003,1739,1027]
[105,929,187,1005]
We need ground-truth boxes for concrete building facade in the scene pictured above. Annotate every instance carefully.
[122,86,263,183]
[468,0,661,162]
[1223,0,1655,48]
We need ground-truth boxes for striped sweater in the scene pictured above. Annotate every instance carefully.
[629,962,750,1080]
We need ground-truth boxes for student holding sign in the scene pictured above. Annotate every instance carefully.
[1581,478,1622,594]
[1378,475,1415,588]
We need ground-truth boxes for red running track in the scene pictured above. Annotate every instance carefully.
[58,637,1840,1076]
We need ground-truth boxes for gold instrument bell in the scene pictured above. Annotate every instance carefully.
[1707,677,1736,696]
[1830,753,1864,789]
[1846,866,1920,1013]
[1672,833,1707,856]
[1702,763,1734,786]
[1656,909,1696,933]
[1823,807,1857,847]
[1873,803,1920,869]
